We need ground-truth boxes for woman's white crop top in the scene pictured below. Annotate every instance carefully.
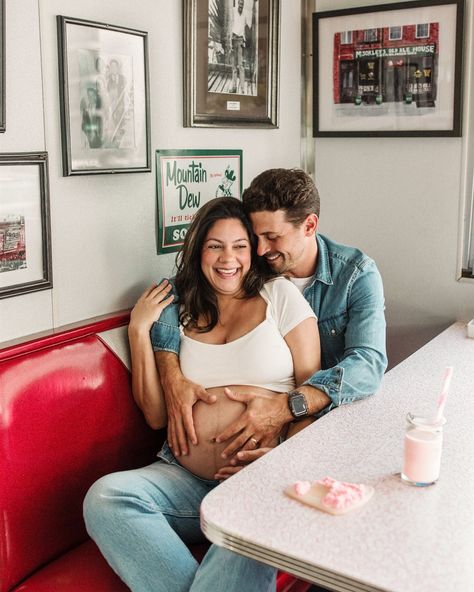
[179,278,317,392]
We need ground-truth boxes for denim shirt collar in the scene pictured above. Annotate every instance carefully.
[313,234,333,286]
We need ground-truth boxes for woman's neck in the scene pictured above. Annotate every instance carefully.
[216,293,243,317]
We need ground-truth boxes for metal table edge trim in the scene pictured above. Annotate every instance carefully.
[201,518,387,592]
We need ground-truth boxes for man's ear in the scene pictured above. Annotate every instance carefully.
[304,214,319,236]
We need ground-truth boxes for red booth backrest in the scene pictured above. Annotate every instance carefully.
[0,323,158,592]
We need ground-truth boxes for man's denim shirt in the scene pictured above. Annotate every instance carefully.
[151,233,387,418]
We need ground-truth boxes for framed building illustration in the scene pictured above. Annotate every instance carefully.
[313,0,464,137]
[0,153,52,299]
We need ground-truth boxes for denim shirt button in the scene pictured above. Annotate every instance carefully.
[331,329,336,335]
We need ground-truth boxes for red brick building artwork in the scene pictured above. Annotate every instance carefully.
[333,22,439,107]
[0,216,26,272]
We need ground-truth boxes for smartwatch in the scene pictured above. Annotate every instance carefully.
[287,390,309,420]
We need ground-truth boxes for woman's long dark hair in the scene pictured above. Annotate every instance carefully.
[175,197,274,332]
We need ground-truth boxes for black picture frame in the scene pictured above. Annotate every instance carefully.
[57,16,151,175]
[184,0,280,128]
[313,0,464,137]
[0,153,53,299]
[0,0,5,133]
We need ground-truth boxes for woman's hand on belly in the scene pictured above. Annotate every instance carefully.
[214,446,274,480]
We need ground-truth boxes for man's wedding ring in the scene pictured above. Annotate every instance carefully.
[250,437,259,448]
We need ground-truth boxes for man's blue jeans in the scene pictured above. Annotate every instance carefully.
[83,443,276,592]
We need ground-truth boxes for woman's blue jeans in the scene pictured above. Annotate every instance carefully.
[83,443,276,592]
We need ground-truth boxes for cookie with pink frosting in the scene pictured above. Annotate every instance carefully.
[285,476,374,515]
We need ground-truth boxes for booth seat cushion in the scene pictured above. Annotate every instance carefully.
[10,540,309,592]
[10,541,129,592]
[0,323,157,592]
[10,540,212,592]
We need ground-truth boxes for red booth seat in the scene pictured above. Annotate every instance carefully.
[0,313,310,592]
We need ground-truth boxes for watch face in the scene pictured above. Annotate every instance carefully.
[290,393,308,417]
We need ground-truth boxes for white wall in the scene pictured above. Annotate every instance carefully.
[314,0,474,367]
[3,0,474,370]
[0,0,302,343]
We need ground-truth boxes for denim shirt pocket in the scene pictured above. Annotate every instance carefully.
[318,312,348,368]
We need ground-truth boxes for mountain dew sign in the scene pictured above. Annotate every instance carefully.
[156,149,243,254]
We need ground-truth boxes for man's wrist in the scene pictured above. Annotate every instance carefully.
[295,385,331,415]
[287,390,309,420]
[280,393,294,424]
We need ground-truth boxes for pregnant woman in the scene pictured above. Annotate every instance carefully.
[84,197,320,592]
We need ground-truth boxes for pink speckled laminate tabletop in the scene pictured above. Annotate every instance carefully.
[200,322,474,592]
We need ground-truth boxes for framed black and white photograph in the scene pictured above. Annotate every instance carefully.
[0,0,5,133]
[57,16,151,175]
[184,0,280,127]
[0,153,52,299]
[313,0,464,137]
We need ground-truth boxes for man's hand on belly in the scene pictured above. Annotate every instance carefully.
[157,353,217,456]
[215,388,292,459]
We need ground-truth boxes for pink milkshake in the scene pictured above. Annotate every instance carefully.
[401,414,445,486]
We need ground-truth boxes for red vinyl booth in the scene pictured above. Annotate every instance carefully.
[0,313,311,592]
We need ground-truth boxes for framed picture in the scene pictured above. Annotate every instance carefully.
[57,16,151,175]
[0,0,5,133]
[313,0,464,137]
[0,153,52,299]
[184,0,280,127]
[156,149,243,253]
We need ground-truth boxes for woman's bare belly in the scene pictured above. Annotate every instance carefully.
[176,385,279,480]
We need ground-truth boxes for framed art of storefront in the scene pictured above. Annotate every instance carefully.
[57,16,151,175]
[313,0,464,137]
[0,153,53,299]
[184,0,280,128]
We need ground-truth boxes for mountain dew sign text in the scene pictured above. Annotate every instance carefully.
[156,149,243,254]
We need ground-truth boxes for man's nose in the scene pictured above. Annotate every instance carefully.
[256,238,269,257]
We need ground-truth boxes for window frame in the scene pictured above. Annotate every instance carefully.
[389,25,403,40]
[364,27,379,42]
[340,30,353,44]
[415,23,430,38]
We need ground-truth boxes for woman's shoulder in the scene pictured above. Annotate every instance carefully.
[261,276,303,300]
[260,277,316,335]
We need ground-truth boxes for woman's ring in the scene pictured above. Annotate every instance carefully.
[250,437,259,448]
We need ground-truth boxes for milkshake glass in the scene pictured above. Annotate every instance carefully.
[401,413,446,486]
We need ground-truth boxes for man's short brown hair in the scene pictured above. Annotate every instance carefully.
[242,168,320,225]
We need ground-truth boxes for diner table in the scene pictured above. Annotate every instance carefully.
[200,322,474,592]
